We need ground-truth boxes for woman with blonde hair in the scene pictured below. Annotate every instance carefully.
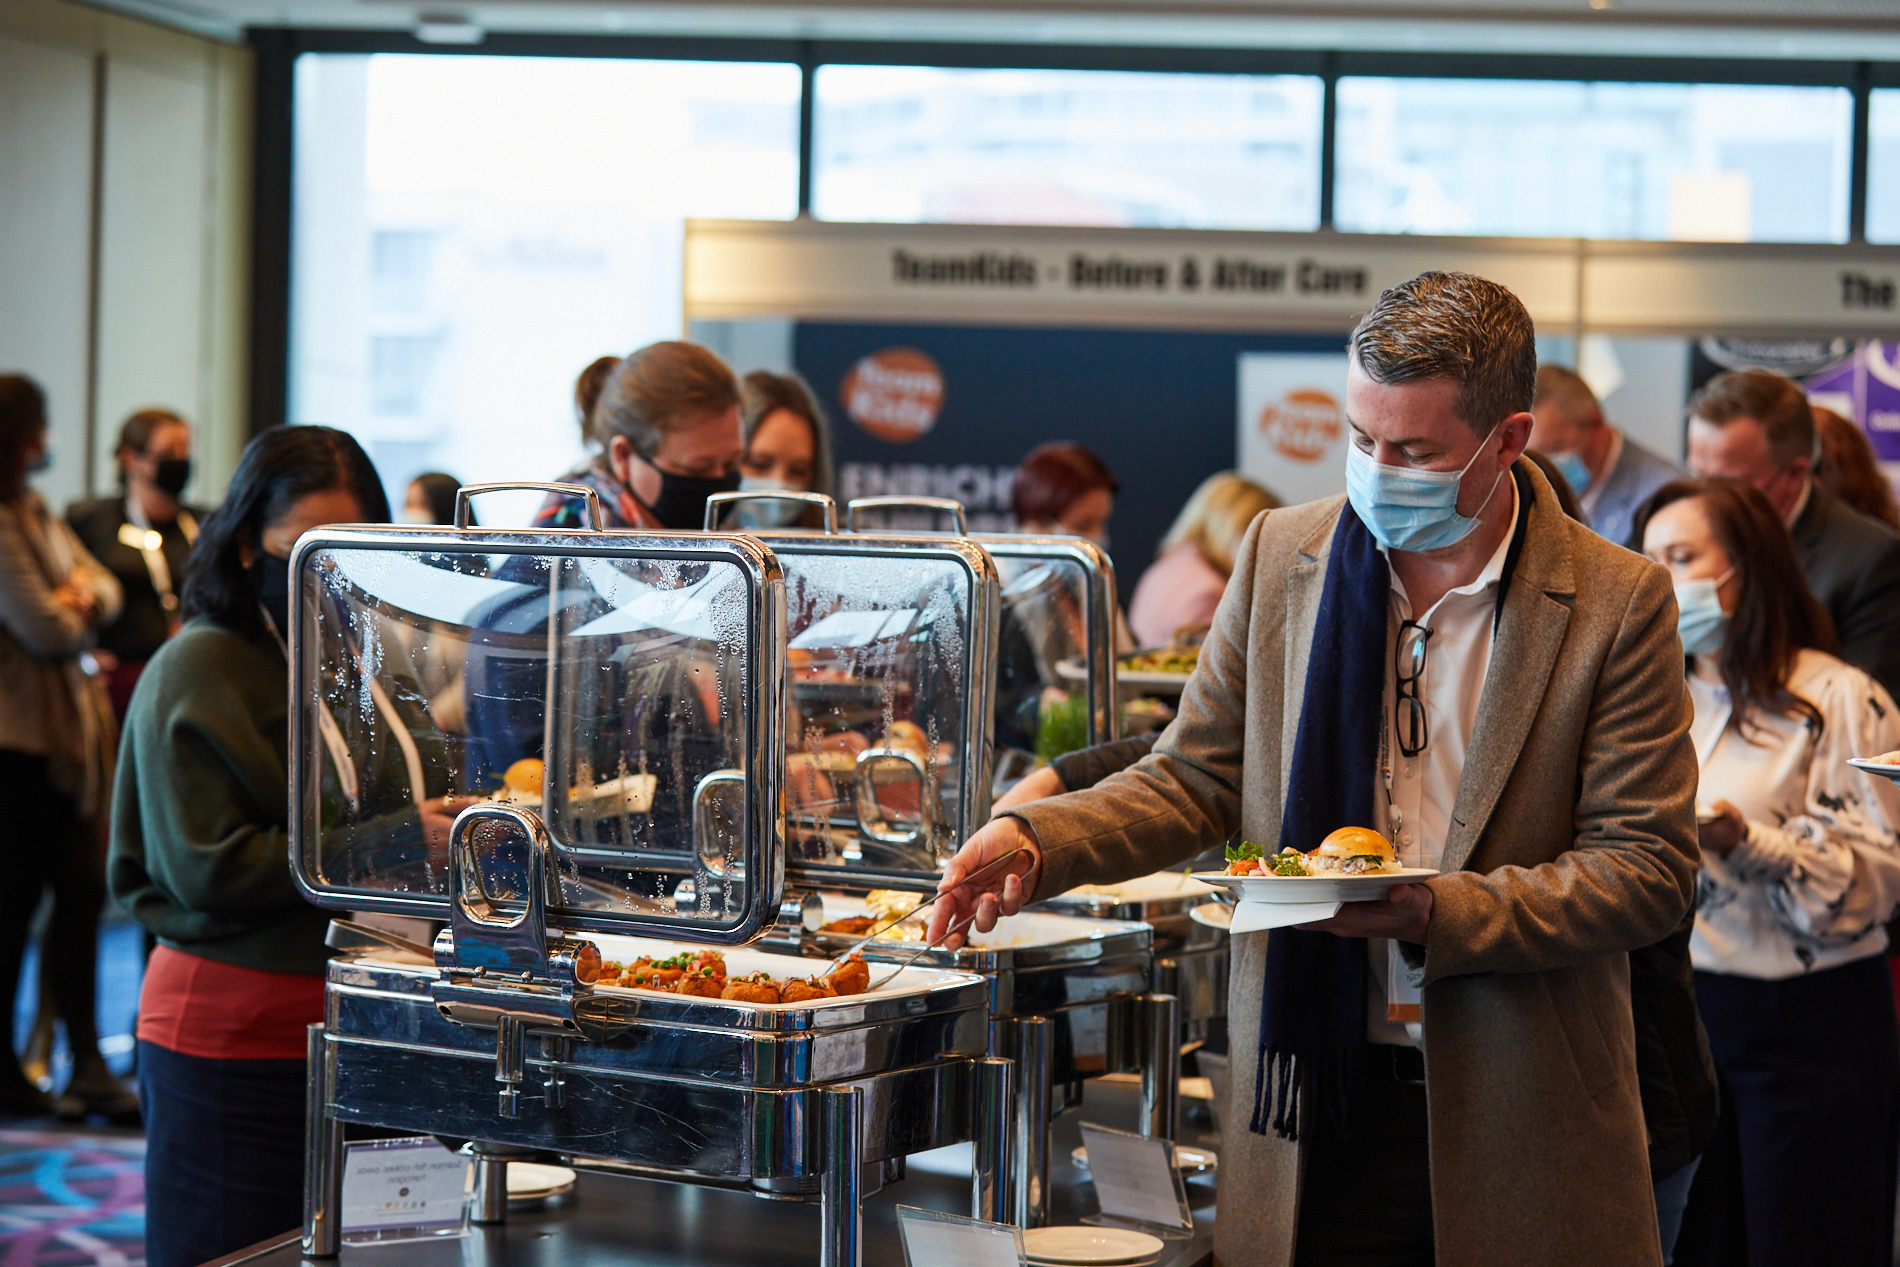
[1128,471,1278,646]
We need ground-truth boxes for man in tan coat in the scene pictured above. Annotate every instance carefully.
[931,272,1698,1267]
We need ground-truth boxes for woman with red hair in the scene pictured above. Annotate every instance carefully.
[1011,442,1117,546]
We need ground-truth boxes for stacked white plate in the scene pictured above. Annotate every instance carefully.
[1022,1226,1165,1265]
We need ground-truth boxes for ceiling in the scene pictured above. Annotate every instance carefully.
[88,0,1900,60]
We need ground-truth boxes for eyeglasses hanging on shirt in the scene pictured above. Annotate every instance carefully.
[1394,620,1435,759]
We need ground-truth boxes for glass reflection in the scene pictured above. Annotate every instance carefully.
[299,545,756,928]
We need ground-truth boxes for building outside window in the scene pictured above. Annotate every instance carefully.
[291,53,801,517]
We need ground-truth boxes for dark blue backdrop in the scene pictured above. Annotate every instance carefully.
[793,321,1347,602]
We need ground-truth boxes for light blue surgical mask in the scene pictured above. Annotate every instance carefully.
[733,475,805,528]
[1344,432,1504,553]
[26,444,52,476]
[1674,567,1736,658]
[1548,448,1593,496]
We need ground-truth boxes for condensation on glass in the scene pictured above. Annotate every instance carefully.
[1334,78,1852,243]
[290,536,778,937]
[768,540,997,887]
[812,65,1324,230]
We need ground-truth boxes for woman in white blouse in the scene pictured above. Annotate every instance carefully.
[1638,477,1900,1267]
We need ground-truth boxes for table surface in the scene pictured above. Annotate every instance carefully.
[219,1079,1218,1267]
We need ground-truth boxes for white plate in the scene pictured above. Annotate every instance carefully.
[1193,869,1438,904]
[1848,757,1900,783]
[1022,1226,1166,1264]
[1188,902,1232,931]
[506,1162,576,1200]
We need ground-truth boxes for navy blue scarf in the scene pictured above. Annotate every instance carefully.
[1250,503,1389,1142]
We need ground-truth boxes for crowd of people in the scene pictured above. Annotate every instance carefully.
[4,276,1900,1266]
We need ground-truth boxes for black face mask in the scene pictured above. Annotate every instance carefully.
[250,550,291,638]
[646,467,741,531]
[152,457,191,499]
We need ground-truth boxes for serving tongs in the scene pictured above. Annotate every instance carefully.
[822,846,1032,973]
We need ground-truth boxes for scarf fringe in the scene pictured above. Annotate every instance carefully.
[1248,1048,1359,1143]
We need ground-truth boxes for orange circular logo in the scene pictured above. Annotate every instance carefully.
[841,348,944,444]
[1259,388,1342,463]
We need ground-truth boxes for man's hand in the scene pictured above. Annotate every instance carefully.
[1295,882,1435,943]
[991,765,1067,815]
[925,817,1043,950]
[1697,800,1746,857]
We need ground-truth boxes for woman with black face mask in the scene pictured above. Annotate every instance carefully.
[109,425,388,1267]
[532,340,743,532]
[68,408,203,720]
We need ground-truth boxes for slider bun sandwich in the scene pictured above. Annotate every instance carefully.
[1305,826,1399,875]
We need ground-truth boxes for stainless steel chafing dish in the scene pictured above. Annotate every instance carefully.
[1034,872,1230,1047]
[707,492,1171,1229]
[292,485,1011,1267]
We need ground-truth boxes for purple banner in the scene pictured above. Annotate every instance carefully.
[1804,342,1900,463]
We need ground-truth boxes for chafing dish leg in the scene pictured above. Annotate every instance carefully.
[471,1153,509,1225]
[301,1024,343,1258]
[1014,1016,1053,1229]
[494,1014,524,1118]
[1139,993,1180,1143]
[972,1056,1014,1225]
[820,1086,864,1267]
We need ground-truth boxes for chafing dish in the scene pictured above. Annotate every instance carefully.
[1035,871,1230,1046]
[292,485,1010,1267]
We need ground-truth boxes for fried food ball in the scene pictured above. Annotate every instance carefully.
[779,978,838,1004]
[675,967,726,998]
[722,974,781,1004]
[825,954,870,997]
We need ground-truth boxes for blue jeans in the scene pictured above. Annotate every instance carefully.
[1653,1156,1701,1266]
[138,1040,307,1267]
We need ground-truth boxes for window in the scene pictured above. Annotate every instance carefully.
[1334,78,1852,243]
[812,65,1325,230]
[1866,90,1900,243]
[291,53,801,514]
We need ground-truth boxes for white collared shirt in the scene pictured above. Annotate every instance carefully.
[1577,426,1622,520]
[1368,476,1521,1045]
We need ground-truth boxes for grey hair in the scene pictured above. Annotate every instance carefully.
[1348,271,1538,435]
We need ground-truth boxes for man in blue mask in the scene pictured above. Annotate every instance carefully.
[930,271,1699,1267]
[1528,364,1684,549]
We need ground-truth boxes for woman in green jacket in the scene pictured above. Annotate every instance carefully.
[109,425,388,1267]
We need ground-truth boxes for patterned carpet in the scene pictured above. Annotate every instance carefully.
[0,1130,144,1267]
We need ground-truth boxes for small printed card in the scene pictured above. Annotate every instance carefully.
[1078,1122,1193,1236]
[896,1205,1025,1266]
[340,1137,470,1244]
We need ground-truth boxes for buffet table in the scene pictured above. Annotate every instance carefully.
[213,1081,1218,1267]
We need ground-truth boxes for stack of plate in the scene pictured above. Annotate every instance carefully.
[1021,1226,1165,1266]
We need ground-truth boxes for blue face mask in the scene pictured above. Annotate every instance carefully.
[25,445,52,476]
[1674,567,1735,658]
[1548,448,1593,496]
[1344,432,1504,553]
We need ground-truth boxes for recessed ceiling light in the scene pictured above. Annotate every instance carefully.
[415,14,484,43]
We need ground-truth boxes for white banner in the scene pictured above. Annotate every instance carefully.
[1237,352,1352,507]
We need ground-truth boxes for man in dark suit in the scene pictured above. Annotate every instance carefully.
[1687,368,1900,697]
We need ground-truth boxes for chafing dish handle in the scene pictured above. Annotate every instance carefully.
[705,490,839,533]
[691,769,748,916]
[844,495,968,536]
[453,481,604,531]
[853,746,935,851]
[446,803,556,978]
